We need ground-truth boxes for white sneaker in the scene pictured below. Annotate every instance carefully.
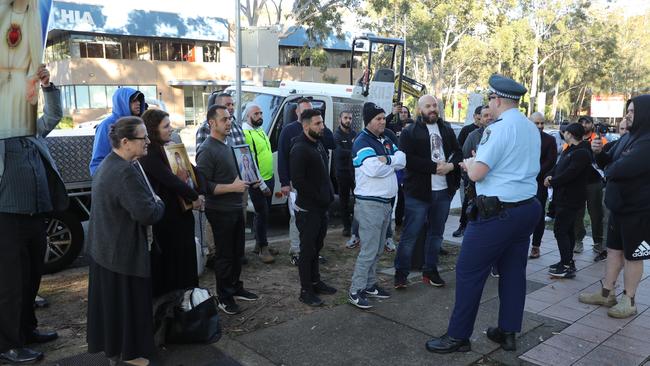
[346,235,360,249]
[385,238,396,252]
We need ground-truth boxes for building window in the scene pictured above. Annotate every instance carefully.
[75,85,90,109]
[89,85,107,108]
[202,43,220,62]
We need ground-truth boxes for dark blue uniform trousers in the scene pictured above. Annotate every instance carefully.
[447,199,541,339]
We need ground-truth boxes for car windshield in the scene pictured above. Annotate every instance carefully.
[236,92,284,134]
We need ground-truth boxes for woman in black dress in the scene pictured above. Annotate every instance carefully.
[140,109,204,297]
[86,117,165,366]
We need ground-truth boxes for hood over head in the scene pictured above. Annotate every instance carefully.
[629,94,650,136]
[111,88,146,118]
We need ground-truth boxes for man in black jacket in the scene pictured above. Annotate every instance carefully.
[290,109,336,307]
[544,123,590,278]
[529,112,558,259]
[333,111,357,237]
[394,95,463,289]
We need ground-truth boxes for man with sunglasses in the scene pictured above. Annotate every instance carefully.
[426,75,541,354]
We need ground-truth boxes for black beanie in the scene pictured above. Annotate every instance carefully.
[363,102,385,126]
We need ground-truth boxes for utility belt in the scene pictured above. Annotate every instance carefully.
[466,195,535,221]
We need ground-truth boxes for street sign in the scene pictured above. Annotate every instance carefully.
[242,27,280,68]
[591,95,625,118]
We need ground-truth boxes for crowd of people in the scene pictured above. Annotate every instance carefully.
[2,61,649,365]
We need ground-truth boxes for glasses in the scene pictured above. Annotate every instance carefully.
[130,135,150,141]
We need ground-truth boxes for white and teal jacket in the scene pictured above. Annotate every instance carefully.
[352,128,406,203]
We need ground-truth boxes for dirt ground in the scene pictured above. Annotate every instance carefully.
[35,223,460,363]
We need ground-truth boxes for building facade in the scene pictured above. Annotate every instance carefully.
[46,1,362,126]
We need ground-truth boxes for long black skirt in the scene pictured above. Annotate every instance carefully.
[87,260,154,360]
[151,209,198,298]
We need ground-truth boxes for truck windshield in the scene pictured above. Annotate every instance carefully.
[238,92,284,134]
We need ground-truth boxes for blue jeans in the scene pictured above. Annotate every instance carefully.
[394,190,451,276]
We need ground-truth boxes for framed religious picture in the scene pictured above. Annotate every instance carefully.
[231,144,260,184]
[163,143,197,211]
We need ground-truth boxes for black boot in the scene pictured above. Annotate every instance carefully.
[425,334,471,353]
[486,327,516,351]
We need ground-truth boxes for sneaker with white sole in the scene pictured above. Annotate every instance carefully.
[364,285,391,299]
[218,297,241,315]
[348,290,372,309]
[385,238,396,252]
[346,236,360,249]
[233,288,259,301]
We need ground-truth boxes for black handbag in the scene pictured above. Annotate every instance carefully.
[166,293,222,344]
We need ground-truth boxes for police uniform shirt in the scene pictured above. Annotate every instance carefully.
[475,108,540,202]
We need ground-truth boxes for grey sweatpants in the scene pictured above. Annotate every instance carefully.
[350,199,392,294]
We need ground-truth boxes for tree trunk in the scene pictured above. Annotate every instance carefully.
[529,37,540,117]
[550,81,559,121]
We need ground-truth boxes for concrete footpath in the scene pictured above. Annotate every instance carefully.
[47,215,650,366]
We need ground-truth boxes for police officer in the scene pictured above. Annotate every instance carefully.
[426,75,541,353]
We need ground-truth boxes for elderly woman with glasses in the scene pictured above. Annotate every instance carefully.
[86,116,165,366]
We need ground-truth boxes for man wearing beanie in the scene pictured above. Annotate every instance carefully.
[348,102,405,309]
[394,95,462,290]
[544,122,591,278]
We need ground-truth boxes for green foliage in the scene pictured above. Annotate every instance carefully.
[55,116,74,129]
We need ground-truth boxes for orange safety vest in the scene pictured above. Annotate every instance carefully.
[562,132,607,151]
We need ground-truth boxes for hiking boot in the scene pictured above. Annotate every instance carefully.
[385,238,396,252]
[313,281,337,295]
[579,289,617,307]
[452,227,464,238]
[299,290,323,307]
[425,334,471,354]
[608,293,637,318]
[486,327,516,351]
[594,250,607,262]
[233,288,259,301]
[364,284,391,299]
[345,235,360,249]
[423,270,445,287]
[348,290,372,309]
[218,297,241,315]
[258,246,275,264]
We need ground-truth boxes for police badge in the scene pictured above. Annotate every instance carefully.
[480,128,491,145]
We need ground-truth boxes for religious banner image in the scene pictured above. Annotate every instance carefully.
[163,143,198,211]
[0,0,52,139]
[231,144,260,184]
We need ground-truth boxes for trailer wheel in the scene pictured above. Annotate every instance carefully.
[43,211,84,274]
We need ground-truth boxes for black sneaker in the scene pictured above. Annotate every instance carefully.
[299,290,323,307]
[452,227,464,238]
[548,264,576,278]
[423,270,445,287]
[594,251,607,262]
[234,288,259,301]
[348,290,372,309]
[549,261,562,271]
[364,285,391,299]
[290,254,299,266]
[394,274,408,289]
[313,281,337,295]
[319,255,327,264]
[218,297,241,315]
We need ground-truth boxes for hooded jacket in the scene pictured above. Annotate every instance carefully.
[598,95,650,214]
[89,88,145,175]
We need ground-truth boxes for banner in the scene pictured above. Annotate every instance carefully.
[0,0,52,139]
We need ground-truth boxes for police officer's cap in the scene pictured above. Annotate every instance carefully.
[488,74,527,101]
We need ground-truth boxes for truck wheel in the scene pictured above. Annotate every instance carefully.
[43,211,84,274]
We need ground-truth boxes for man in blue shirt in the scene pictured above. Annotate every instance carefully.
[426,75,541,354]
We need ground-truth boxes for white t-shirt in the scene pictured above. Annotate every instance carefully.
[426,123,448,191]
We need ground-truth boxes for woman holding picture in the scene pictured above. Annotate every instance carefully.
[140,109,204,297]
